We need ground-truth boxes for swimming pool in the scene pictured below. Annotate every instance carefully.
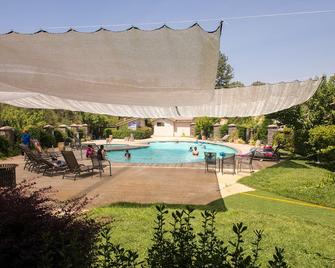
[106,141,237,164]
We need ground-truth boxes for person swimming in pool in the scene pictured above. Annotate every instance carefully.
[192,146,199,156]
[189,146,193,152]
[124,149,131,159]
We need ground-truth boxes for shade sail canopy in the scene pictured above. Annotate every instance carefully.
[0,78,322,118]
[0,23,322,117]
[0,24,221,106]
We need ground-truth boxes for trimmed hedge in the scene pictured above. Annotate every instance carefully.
[309,125,335,161]
[104,127,152,139]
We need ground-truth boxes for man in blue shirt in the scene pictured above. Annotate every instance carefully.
[21,130,31,146]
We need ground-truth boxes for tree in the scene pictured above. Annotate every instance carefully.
[251,81,266,86]
[195,117,219,138]
[267,75,335,155]
[228,81,245,88]
[215,52,234,88]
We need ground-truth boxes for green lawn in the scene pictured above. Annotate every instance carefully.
[90,160,335,267]
[240,160,335,208]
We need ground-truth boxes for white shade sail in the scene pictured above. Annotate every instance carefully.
[0,24,221,107]
[0,79,322,118]
[0,23,322,118]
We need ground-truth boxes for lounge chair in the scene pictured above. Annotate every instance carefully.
[90,155,112,177]
[129,133,134,142]
[204,152,217,173]
[106,135,113,144]
[61,151,93,180]
[221,134,229,142]
[23,150,47,172]
[39,158,68,177]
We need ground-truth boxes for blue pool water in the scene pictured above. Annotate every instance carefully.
[106,141,237,164]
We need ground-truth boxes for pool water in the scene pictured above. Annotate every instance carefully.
[106,141,237,164]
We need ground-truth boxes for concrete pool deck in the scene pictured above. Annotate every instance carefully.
[1,140,276,208]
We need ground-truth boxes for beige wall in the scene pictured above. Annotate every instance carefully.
[153,119,174,136]
[174,122,191,137]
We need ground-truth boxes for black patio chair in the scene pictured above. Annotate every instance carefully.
[91,155,112,177]
[61,150,93,180]
[220,153,237,175]
[237,150,255,173]
[204,152,217,173]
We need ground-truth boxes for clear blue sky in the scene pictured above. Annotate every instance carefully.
[1,0,334,85]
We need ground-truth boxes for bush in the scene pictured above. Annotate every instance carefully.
[273,127,294,152]
[237,126,247,141]
[103,128,115,138]
[0,183,289,267]
[104,127,152,140]
[0,136,10,158]
[220,124,228,137]
[146,205,288,267]
[53,129,65,143]
[0,180,100,268]
[132,127,153,139]
[195,117,217,138]
[27,126,55,148]
[228,129,239,143]
[309,125,335,161]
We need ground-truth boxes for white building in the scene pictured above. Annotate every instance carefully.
[152,118,193,137]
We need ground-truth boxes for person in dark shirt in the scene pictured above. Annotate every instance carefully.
[97,145,106,160]
[124,149,131,159]
[192,146,199,156]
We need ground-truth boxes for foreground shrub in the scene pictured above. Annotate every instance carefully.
[0,180,100,268]
[0,182,288,267]
[146,205,288,267]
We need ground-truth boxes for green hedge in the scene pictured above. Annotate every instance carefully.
[273,127,294,152]
[104,127,152,139]
[219,124,228,137]
[0,136,10,158]
[237,126,247,141]
[53,129,65,143]
[309,125,335,161]
[27,127,56,148]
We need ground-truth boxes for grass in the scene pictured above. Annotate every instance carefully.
[90,159,335,267]
[240,160,335,208]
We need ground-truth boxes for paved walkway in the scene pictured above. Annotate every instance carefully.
[1,140,276,208]
[1,155,221,208]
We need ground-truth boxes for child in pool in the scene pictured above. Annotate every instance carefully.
[124,149,131,159]
[192,146,199,156]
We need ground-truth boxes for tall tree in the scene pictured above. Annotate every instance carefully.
[228,81,245,88]
[251,81,266,86]
[215,52,234,88]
